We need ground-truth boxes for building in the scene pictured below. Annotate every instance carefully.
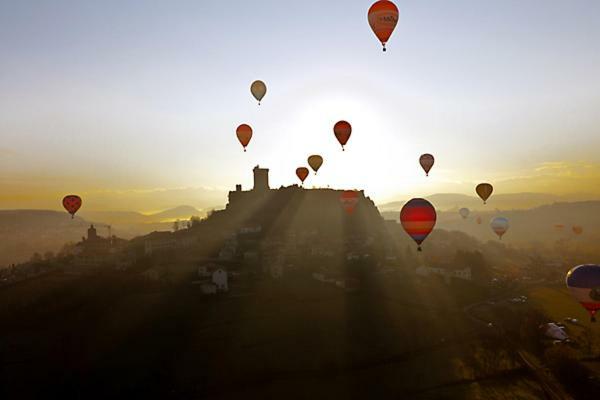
[212,269,228,292]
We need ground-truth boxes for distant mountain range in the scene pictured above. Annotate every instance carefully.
[79,205,203,225]
[377,192,598,212]
[0,206,204,266]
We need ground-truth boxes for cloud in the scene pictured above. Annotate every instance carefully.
[497,161,600,195]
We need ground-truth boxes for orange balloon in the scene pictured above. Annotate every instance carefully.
[236,124,252,152]
[573,226,583,235]
[333,120,352,151]
[296,167,309,184]
[368,0,399,52]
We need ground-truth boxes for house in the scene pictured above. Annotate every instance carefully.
[212,269,228,292]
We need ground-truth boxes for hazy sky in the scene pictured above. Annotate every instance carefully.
[1,0,599,211]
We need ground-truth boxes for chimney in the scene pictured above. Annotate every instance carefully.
[235,184,242,192]
[253,165,269,191]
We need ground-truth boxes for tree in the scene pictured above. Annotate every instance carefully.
[30,252,42,263]
[43,251,54,261]
[189,215,202,228]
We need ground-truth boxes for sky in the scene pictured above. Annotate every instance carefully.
[1,0,599,212]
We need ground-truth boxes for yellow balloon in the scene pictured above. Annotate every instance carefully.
[308,155,323,174]
[251,80,267,105]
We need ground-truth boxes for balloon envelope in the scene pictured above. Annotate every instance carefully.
[62,195,82,219]
[250,80,267,104]
[368,0,399,52]
[490,217,509,239]
[459,208,470,219]
[333,121,352,150]
[476,216,482,225]
[572,226,583,235]
[476,183,494,204]
[566,264,600,322]
[308,155,323,174]
[236,124,253,151]
[400,198,436,251]
[340,190,360,215]
[419,154,434,176]
[296,167,309,184]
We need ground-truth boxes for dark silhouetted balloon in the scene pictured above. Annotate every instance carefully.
[476,183,494,204]
[368,0,399,52]
[236,124,252,152]
[419,154,434,176]
[400,198,436,251]
[62,195,82,219]
[333,121,352,151]
[566,264,600,322]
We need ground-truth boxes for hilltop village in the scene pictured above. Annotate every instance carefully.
[2,166,495,291]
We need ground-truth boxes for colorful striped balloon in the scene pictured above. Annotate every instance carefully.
[400,198,436,252]
[566,264,600,322]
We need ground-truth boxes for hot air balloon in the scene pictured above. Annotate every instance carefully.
[62,195,82,219]
[490,217,509,239]
[476,183,494,204]
[476,216,482,225]
[566,264,600,322]
[236,124,252,152]
[368,0,399,52]
[400,198,436,252]
[308,155,323,175]
[250,80,266,105]
[340,191,360,215]
[419,154,434,177]
[333,120,352,151]
[572,226,583,235]
[296,167,309,185]
[459,208,470,219]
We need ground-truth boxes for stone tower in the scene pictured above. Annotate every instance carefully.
[253,165,269,191]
